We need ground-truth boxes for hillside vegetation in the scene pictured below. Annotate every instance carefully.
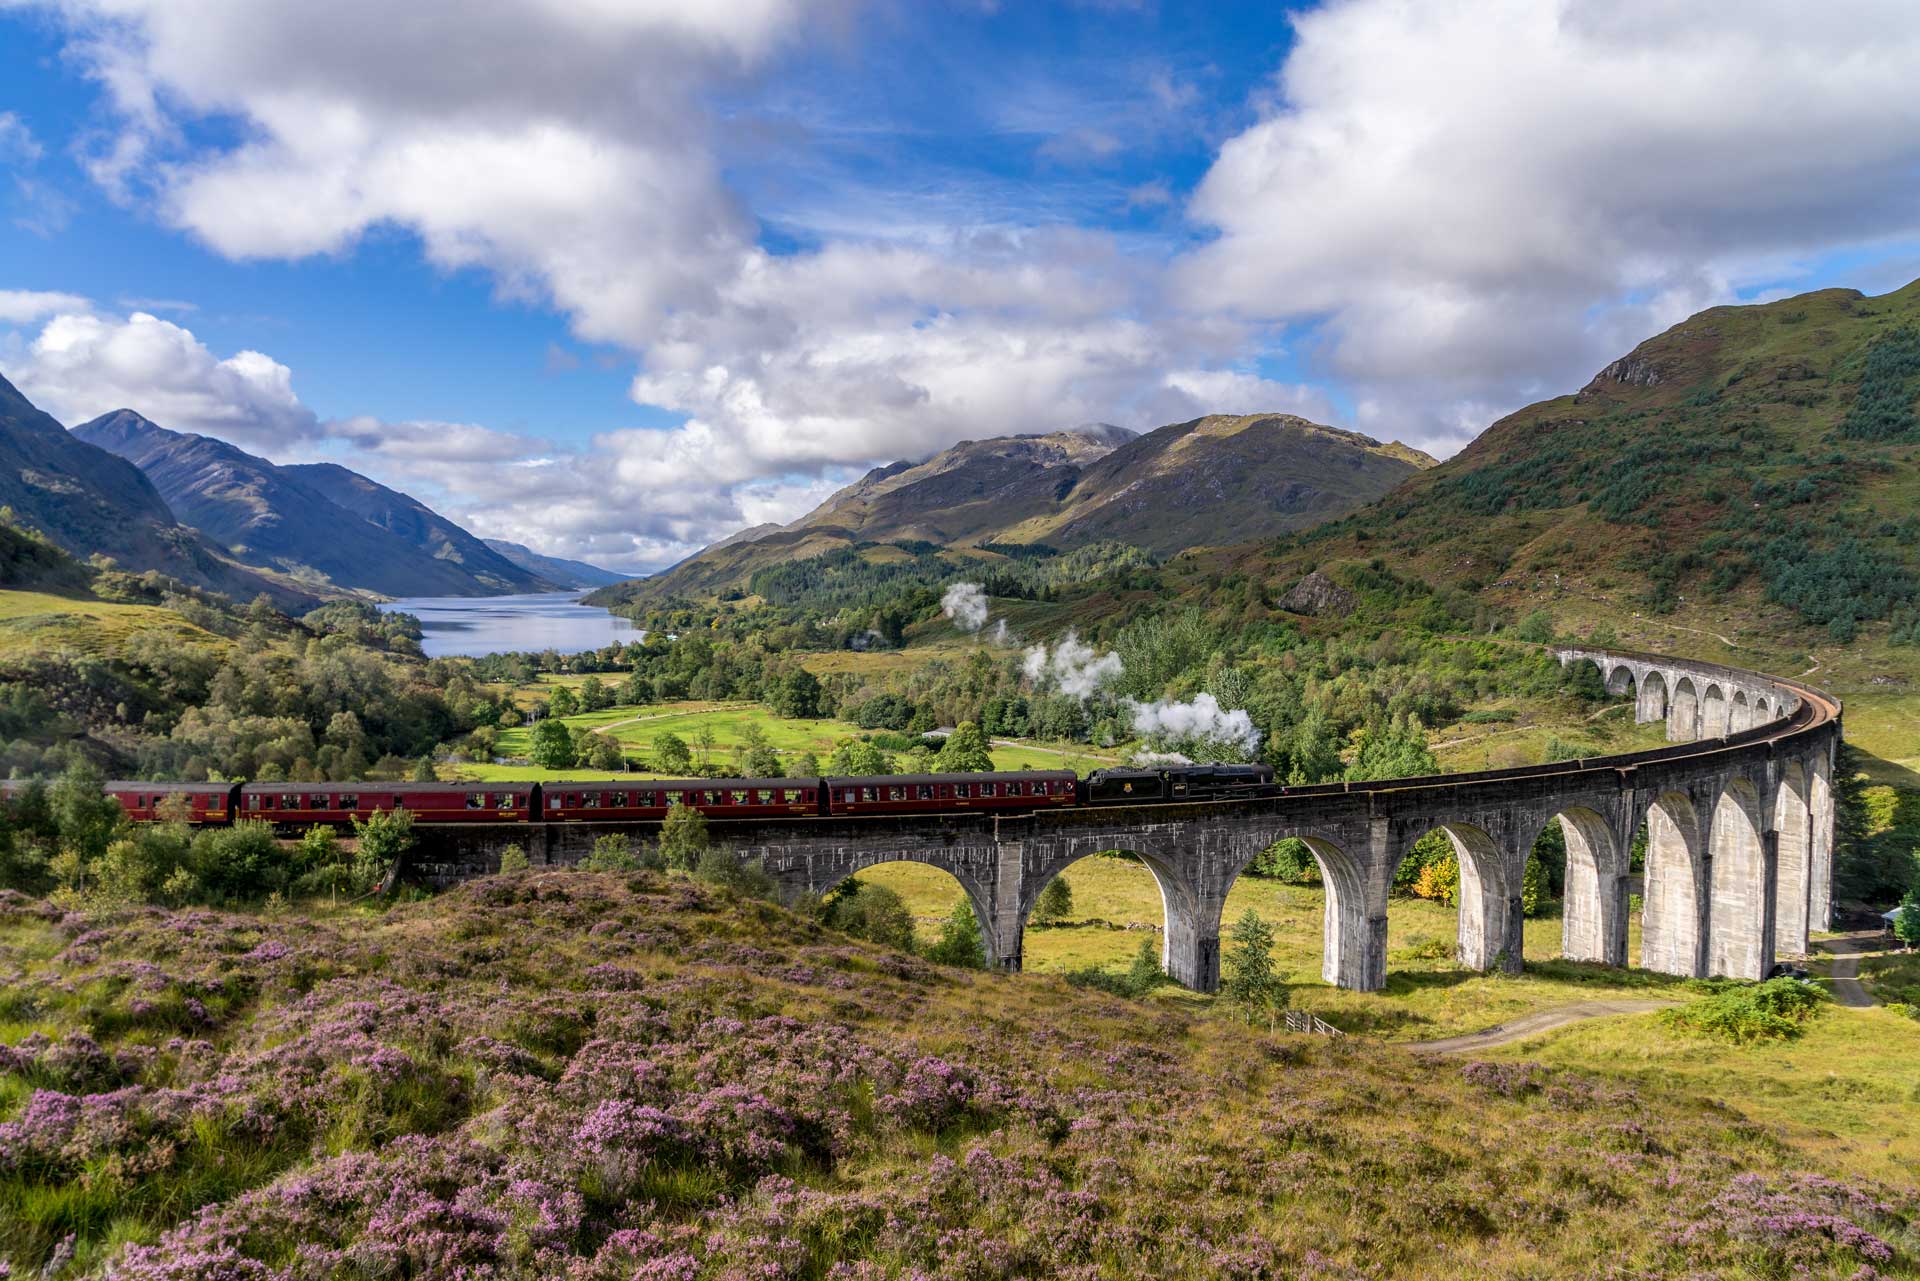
[1207,281,1920,652]
[2,873,1914,1279]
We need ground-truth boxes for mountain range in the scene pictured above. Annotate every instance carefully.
[0,374,318,606]
[72,411,556,598]
[597,415,1434,605]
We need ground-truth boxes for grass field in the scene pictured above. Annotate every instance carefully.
[0,589,227,660]
[1476,1001,1920,1183]
[856,855,1678,1042]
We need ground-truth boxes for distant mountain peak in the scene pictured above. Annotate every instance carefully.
[594,413,1425,605]
[73,411,556,598]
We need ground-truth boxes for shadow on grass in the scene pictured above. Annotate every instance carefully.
[1522,958,1695,990]
[1852,746,1920,791]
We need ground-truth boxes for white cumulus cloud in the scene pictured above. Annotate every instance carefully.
[1181,0,1920,452]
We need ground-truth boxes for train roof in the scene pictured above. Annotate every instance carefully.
[827,770,1077,786]
[106,780,238,793]
[550,777,809,790]
[237,781,532,794]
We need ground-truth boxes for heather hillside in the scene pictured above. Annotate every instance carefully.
[2,874,1915,1280]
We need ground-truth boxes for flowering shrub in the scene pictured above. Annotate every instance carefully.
[0,870,1913,1279]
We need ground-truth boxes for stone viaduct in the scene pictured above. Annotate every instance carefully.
[405,646,1841,994]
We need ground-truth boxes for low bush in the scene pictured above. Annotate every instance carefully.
[1660,978,1827,1043]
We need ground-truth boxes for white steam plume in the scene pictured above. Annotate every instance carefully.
[941,582,989,632]
[1130,750,1195,768]
[1022,630,1124,700]
[1127,693,1263,760]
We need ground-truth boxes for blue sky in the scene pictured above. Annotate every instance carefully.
[3,1,1920,572]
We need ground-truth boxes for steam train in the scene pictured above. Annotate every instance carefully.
[0,764,1278,828]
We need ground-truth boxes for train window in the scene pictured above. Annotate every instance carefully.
[665,792,682,806]
[245,794,260,810]
[917,785,933,800]
[756,790,773,803]
[980,782,997,797]
[861,787,878,803]
[467,792,485,809]
[547,793,561,808]
[283,794,298,809]
[609,791,626,808]
[887,786,905,801]
[495,793,513,808]
[341,795,358,810]
[733,790,750,804]
[704,790,722,805]
[584,793,600,808]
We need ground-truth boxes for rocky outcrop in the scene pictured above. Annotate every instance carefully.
[1277,570,1355,617]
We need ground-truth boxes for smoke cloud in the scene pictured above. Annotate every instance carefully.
[1127,693,1263,759]
[1023,631,1125,700]
[941,582,990,632]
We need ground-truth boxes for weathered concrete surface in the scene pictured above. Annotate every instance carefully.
[401,647,1840,994]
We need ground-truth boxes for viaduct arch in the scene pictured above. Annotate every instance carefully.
[406,647,1841,993]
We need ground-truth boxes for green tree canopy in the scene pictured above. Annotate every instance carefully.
[531,717,577,769]
[925,897,987,968]
[659,801,710,871]
[547,685,579,718]
[654,732,694,774]
[350,806,415,894]
[935,721,995,773]
[827,880,917,952]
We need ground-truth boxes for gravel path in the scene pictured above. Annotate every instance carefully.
[1818,932,1884,1009]
[1406,999,1681,1054]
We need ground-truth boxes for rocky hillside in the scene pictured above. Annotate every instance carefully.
[599,416,1429,606]
[75,411,553,597]
[2,872,1912,1279]
[0,374,316,606]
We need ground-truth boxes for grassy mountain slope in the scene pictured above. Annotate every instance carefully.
[3,872,1913,1278]
[76,411,551,597]
[481,537,625,588]
[597,416,1427,607]
[1025,413,1434,550]
[1224,282,1920,635]
[0,374,319,607]
[286,462,554,595]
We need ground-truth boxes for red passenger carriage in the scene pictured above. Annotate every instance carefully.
[238,782,534,825]
[823,770,1077,817]
[543,778,818,822]
[106,781,238,824]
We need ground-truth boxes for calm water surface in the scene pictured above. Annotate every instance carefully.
[379,592,641,658]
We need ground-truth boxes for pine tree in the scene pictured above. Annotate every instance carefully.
[1033,874,1074,925]
[1220,910,1287,1029]
[1125,936,1166,994]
